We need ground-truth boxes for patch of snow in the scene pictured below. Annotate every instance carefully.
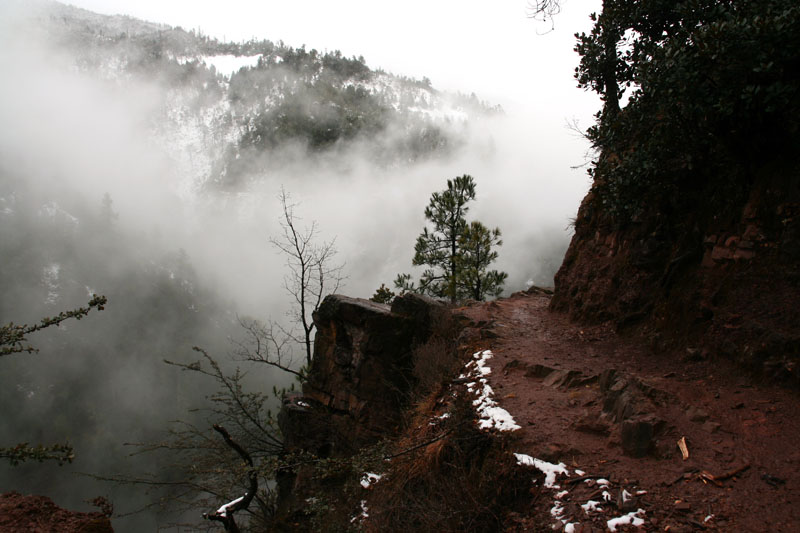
[429,411,451,426]
[564,523,579,533]
[360,472,382,489]
[602,490,613,502]
[581,500,602,514]
[596,478,610,486]
[201,54,261,77]
[704,514,714,523]
[216,495,244,517]
[297,400,310,408]
[574,469,585,476]
[38,201,79,227]
[636,490,647,495]
[42,263,61,305]
[468,350,493,376]
[621,489,632,502]
[607,509,646,531]
[350,500,369,523]
[408,105,469,123]
[464,351,520,431]
[514,453,568,488]
[550,500,575,530]
[555,490,569,500]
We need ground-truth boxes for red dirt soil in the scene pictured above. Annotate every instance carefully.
[459,290,800,532]
[0,492,113,532]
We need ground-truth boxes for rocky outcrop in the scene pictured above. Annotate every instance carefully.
[518,361,670,458]
[551,166,800,384]
[279,293,444,456]
[598,370,668,458]
[275,293,447,524]
[0,492,113,532]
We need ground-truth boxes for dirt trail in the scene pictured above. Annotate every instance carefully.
[460,291,800,532]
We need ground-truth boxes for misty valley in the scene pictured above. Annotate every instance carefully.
[5,0,800,531]
[0,2,578,530]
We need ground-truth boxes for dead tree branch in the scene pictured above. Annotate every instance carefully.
[203,425,258,533]
[270,188,344,369]
[231,318,305,381]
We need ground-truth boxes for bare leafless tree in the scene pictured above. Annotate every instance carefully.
[111,190,344,528]
[231,318,304,382]
[98,346,284,529]
[527,0,563,20]
[269,188,344,369]
[527,0,563,32]
[202,425,258,533]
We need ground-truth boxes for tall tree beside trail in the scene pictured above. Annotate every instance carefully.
[398,175,474,302]
[457,221,507,301]
[395,175,507,302]
[570,0,800,220]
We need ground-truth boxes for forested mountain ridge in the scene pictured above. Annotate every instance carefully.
[36,0,498,192]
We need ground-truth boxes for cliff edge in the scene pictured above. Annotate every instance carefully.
[551,162,800,384]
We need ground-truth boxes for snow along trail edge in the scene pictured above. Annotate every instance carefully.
[468,348,651,531]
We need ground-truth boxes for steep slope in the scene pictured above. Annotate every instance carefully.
[272,290,800,531]
[460,290,800,531]
[550,161,800,384]
[550,0,800,384]
[32,0,498,194]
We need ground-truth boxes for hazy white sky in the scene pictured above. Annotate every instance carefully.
[63,0,601,117]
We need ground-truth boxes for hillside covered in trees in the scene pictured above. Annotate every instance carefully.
[38,0,499,191]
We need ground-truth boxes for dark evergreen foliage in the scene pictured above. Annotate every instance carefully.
[396,175,507,302]
[576,0,800,222]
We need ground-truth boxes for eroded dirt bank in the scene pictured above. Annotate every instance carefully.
[459,289,800,532]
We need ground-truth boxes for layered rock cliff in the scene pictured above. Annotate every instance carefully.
[551,162,800,383]
[275,293,448,524]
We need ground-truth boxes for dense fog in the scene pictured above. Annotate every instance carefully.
[0,1,596,530]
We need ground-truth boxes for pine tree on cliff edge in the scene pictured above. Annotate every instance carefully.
[395,175,506,302]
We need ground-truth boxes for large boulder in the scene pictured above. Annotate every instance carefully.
[275,293,447,525]
[280,293,445,454]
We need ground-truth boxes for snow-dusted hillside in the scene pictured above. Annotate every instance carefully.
[31,1,499,196]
